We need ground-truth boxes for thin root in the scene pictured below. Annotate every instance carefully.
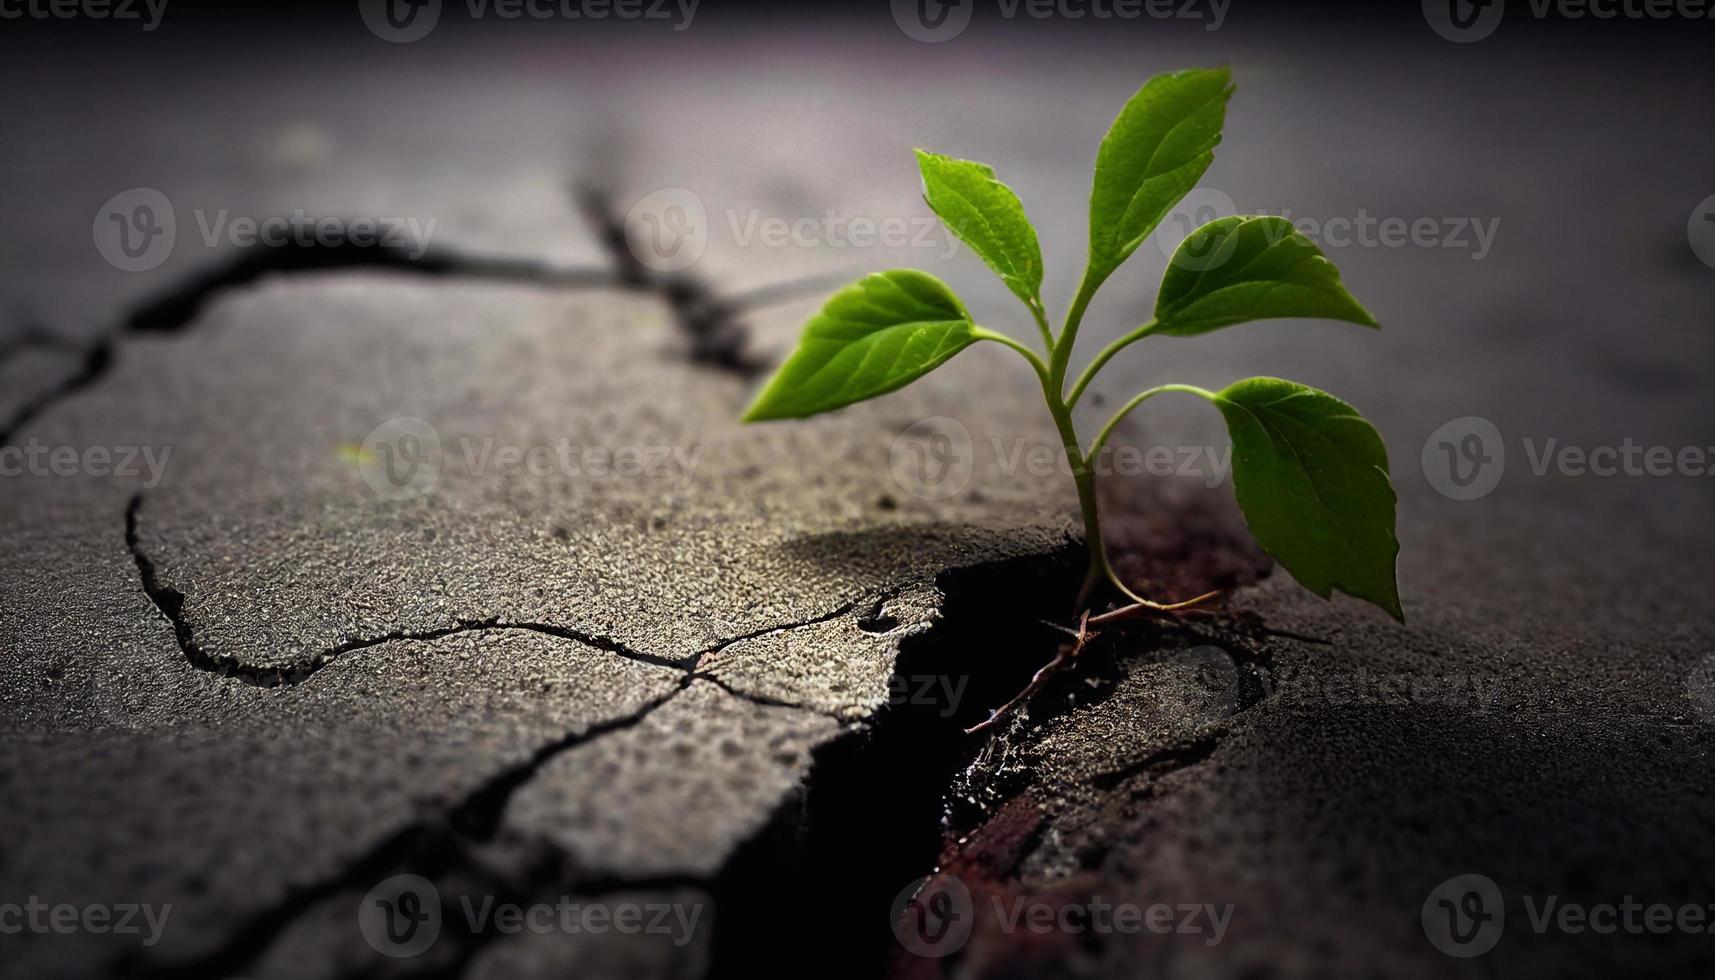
[966,612,1094,736]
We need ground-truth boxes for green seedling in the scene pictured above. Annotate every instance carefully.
[744,67,1401,633]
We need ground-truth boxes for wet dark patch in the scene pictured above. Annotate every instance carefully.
[1096,463,1273,605]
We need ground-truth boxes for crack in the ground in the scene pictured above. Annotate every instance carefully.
[125,493,686,685]
[126,493,893,689]
[128,680,694,980]
[2,185,839,447]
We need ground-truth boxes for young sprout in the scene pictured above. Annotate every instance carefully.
[743,68,1402,631]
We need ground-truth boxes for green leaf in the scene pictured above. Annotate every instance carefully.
[1154,216,1379,336]
[1210,377,1402,621]
[1087,67,1234,282]
[742,270,979,422]
[916,149,1044,307]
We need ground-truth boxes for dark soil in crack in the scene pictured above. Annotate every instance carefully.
[695,547,1087,979]
[1096,464,1273,606]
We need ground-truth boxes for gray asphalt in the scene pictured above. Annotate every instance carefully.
[1,9,1711,979]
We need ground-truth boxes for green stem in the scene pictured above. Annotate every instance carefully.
[1027,299,1055,352]
[972,327,1050,384]
[1050,270,1104,398]
[1086,383,1217,462]
[1042,384,1109,609]
[1066,318,1159,409]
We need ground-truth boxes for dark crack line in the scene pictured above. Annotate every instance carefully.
[682,593,878,672]
[694,673,853,726]
[127,493,899,688]
[0,338,112,450]
[125,494,691,686]
[133,681,691,980]
[2,181,852,446]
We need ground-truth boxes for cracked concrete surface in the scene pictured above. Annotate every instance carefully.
[0,267,1071,978]
[4,12,1713,980]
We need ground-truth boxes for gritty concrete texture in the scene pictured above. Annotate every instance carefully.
[0,271,1073,977]
[0,344,87,436]
[3,9,1712,980]
[500,680,841,879]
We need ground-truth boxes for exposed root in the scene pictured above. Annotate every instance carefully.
[965,612,1094,736]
